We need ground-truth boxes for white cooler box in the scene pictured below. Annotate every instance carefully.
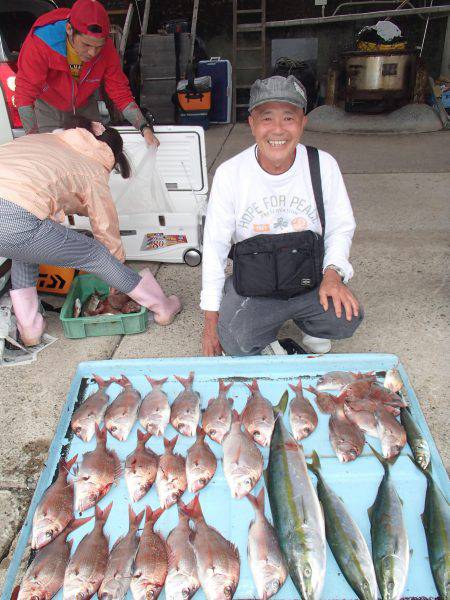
[70,125,208,266]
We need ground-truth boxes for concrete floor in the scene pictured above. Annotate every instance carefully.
[0,123,449,587]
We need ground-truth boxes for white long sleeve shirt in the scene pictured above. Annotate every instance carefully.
[200,144,356,312]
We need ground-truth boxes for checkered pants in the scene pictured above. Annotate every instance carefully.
[0,198,140,292]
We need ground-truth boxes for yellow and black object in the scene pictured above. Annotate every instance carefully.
[176,75,212,128]
[37,265,76,295]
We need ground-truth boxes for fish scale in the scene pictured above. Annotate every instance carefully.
[412,459,450,599]
[307,451,378,600]
[73,425,121,513]
[170,372,200,437]
[368,446,410,600]
[98,506,144,600]
[180,496,240,600]
[130,507,168,600]
[31,454,77,550]
[71,375,111,442]
[267,394,326,600]
[289,378,318,441]
[18,517,92,600]
[63,503,113,600]
[139,376,171,436]
[202,379,234,444]
[105,376,141,442]
[247,488,288,600]
[165,506,200,600]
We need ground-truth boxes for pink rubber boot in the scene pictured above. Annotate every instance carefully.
[10,287,46,346]
[128,269,182,325]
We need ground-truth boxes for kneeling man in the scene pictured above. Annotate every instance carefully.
[201,75,363,356]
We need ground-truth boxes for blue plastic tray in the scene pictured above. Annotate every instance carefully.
[2,354,449,600]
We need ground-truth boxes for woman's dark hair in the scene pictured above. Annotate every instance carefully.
[63,115,131,179]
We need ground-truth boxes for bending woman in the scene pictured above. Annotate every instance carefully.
[0,119,181,345]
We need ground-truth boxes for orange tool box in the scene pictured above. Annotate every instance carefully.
[37,265,76,295]
[176,76,212,111]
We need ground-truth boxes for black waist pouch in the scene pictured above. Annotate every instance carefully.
[230,146,326,300]
[232,230,324,300]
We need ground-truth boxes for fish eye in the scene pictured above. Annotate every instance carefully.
[224,585,232,598]
[244,478,252,487]
[110,426,117,432]
[182,588,190,598]
[46,530,53,538]
[75,426,82,434]
[199,478,206,485]
[253,431,261,439]
[82,475,90,481]
[146,590,155,599]
[209,429,216,436]
[304,565,312,577]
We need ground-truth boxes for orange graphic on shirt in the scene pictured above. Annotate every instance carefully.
[253,223,270,233]
[292,217,308,231]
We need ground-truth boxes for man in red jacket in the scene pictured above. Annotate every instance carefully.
[15,0,158,146]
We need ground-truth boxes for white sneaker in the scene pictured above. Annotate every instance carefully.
[261,341,288,356]
[301,334,331,354]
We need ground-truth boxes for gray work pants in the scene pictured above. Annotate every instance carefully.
[0,198,140,292]
[217,276,364,356]
[35,96,101,133]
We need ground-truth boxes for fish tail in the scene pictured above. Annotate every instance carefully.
[335,389,347,404]
[66,515,93,537]
[289,378,303,394]
[196,425,206,440]
[245,378,259,393]
[92,374,109,388]
[164,435,178,453]
[110,375,131,388]
[96,501,113,525]
[231,409,241,424]
[145,505,165,525]
[174,371,195,389]
[129,505,145,528]
[95,423,107,444]
[247,488,265,512]
[368,442,399,470]
[307,450,322,475]
[274,390,289,415]
[61,453,78,476]
[137,429,152,444]
[219,379,233,393]
[145,375,168,388]
[179,494,203,521]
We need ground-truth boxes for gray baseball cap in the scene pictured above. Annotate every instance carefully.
[248,75,307,113]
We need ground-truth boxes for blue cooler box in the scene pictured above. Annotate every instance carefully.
[198,57,232,123]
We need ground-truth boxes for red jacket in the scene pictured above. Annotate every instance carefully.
[15,8,134,112]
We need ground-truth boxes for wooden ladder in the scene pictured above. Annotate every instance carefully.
[232,0,267,122]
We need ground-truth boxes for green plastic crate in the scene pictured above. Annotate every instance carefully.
[60,274,148,339]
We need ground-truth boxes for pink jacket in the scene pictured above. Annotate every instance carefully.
[0,128,125,261]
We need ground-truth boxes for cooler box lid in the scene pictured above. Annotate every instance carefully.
[112,125,208,197]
